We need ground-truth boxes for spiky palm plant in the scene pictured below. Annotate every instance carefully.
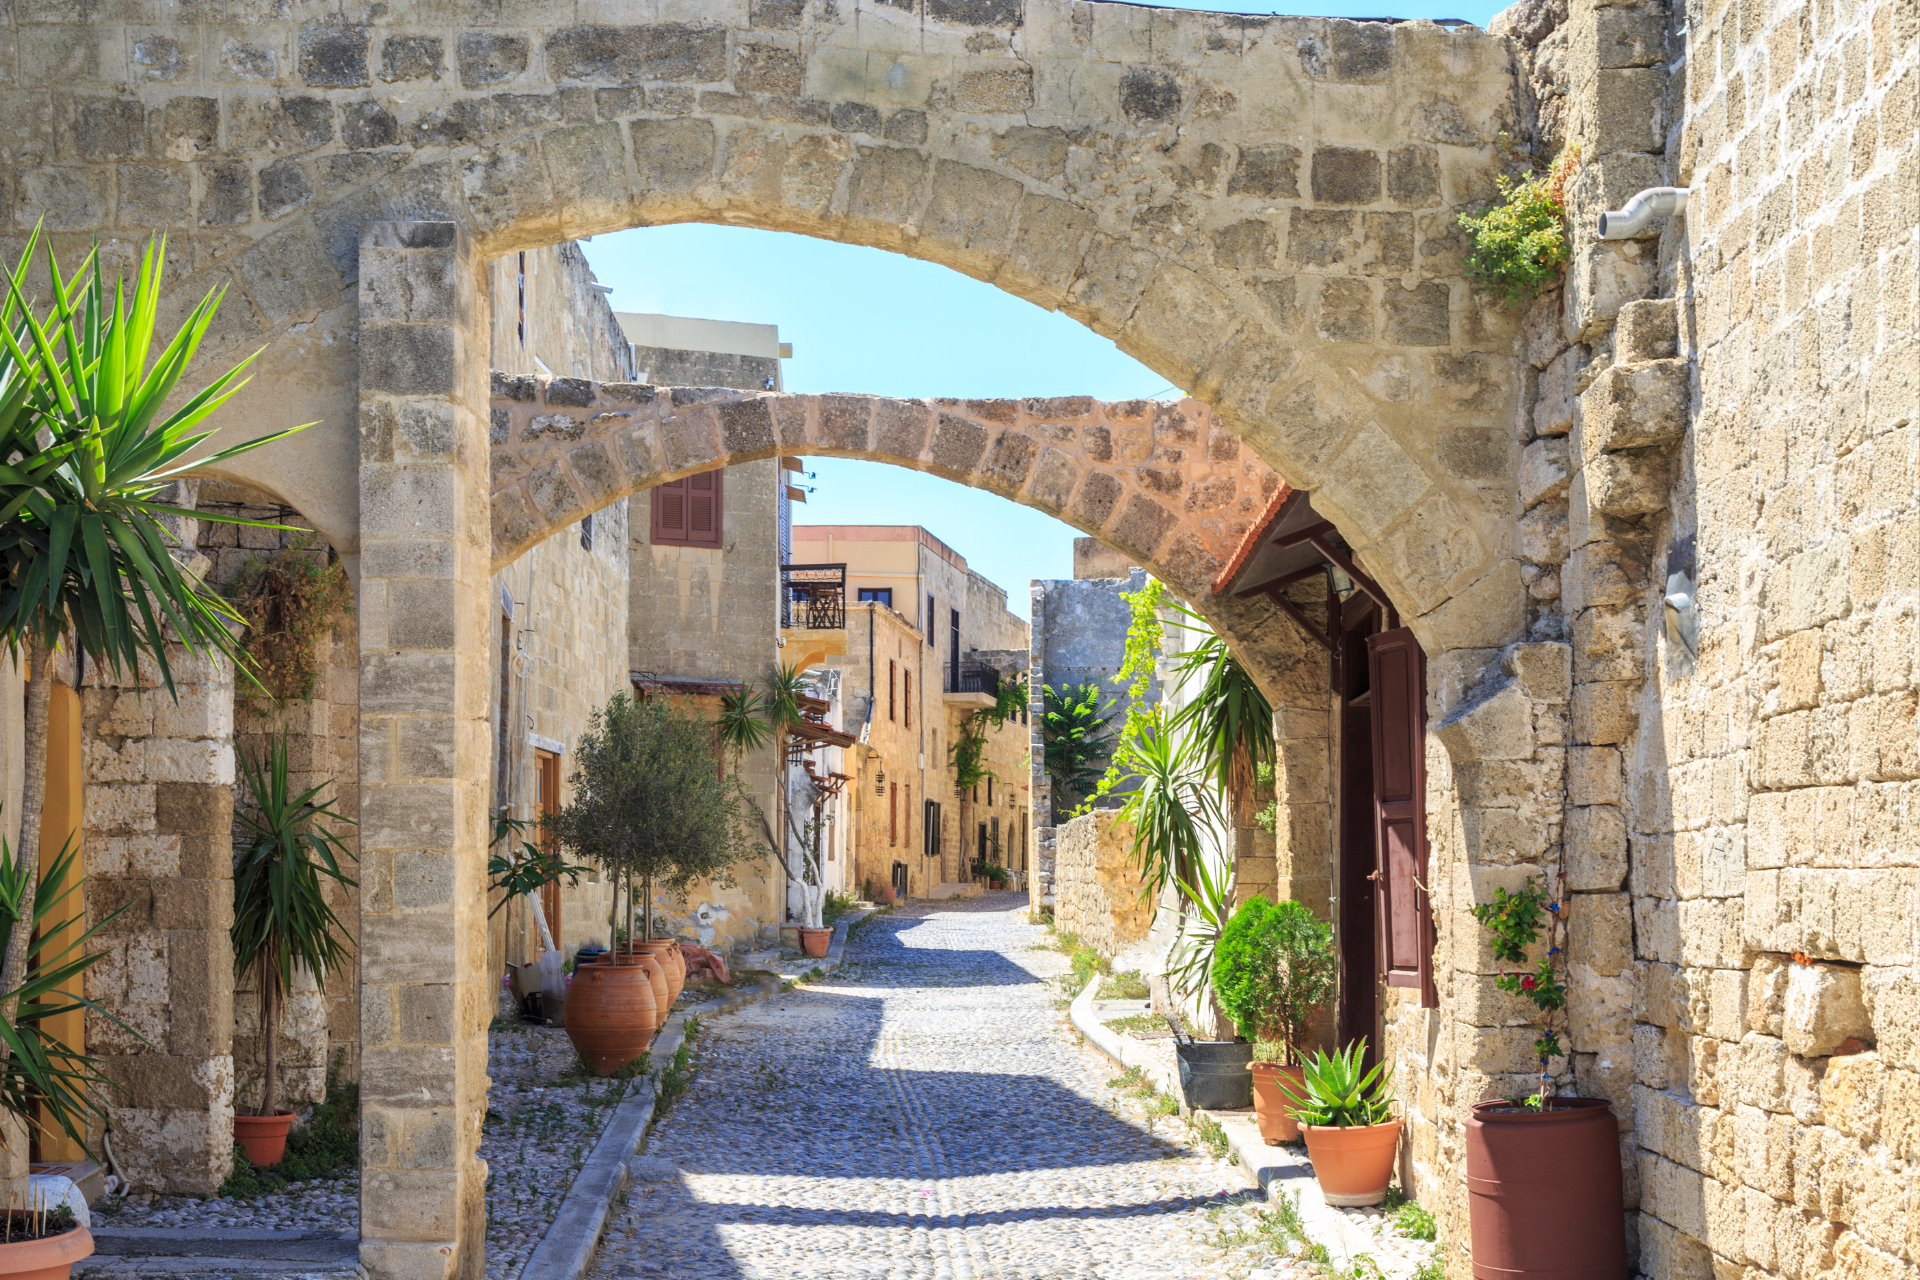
[0,228,306,1023]
[231,732,357,1117]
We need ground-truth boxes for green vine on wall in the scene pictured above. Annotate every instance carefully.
[1076,578,1167,815]
[226,536,355,708]
[1458,147,1581,305]
[950,674,1028,795]
[1468,874,1569,1108]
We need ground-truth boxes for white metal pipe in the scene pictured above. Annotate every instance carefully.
[1597,187,1690,239]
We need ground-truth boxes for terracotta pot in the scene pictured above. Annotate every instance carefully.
[797,926,831,958]
[1467,1097,1627,1280]
[0,1223,93,1280]
[1249,1062,1306,1143]
[618,947,672,1031]
[1300,1118,1403,1206]
[641,940,684,1006]
[563,956,657,1075]
[233,1110,296,1167]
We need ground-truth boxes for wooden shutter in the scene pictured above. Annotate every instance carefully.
[889,782,897,846]
[651,472,724,547]
[1367,627,1436,1008]
[904,672,911,727]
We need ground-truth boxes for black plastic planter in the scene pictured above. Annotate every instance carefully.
[1176,1039,1253,1109]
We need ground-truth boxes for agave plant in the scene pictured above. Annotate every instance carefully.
[231,732,357,1118]
[1278,1039,1396,1128]
[0,228,307,1014]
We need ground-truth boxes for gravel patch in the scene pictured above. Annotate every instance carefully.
[588,895,1255,1280]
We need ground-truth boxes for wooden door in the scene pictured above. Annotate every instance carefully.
[536,749,562,949]
[1367,628,1436,1007]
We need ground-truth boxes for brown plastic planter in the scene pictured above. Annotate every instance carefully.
[1249,1062,1306,1143]
[1467,1097,1627,1280]
[1301,1118,1402,1205]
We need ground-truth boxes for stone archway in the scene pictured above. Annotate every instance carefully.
[27,0,1528,652]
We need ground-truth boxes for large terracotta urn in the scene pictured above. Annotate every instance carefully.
[643,938,685,1005]
[563,955,657,1075]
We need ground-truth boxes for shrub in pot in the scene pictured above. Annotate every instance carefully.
[1464,877,1627,1280]
[1280,1040,1402,1206]
[1212,897,1335,1144]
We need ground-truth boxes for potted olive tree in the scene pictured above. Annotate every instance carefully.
[1464,876,1627,1279]
[1279,1040,1402,1205]
[1212,897,1335,1143]
[231,732,357,1165]
[553,692,749,1073]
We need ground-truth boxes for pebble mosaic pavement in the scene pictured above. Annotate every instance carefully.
[587,895,1251,1280]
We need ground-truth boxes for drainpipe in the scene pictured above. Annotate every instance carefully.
[1597,187,1689,239]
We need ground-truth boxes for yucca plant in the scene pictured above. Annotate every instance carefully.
[1166,617,1274,817]
[231,732,357,1117]
[1118,708,1221,904]
[0,838,135,1154]
[1278,1039,1396,1128]
[0,227,306,1018]
[715,684,773,760]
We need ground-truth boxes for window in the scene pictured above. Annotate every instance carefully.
[888,660,896,722]
[927,593,936,647]
[904,785,912,850]
[987,776,993,806]
[652,471,722,547]
[889,782,897,846]
[579,511,594,551]
[860,587,893,606]
[949,608,960,690]
[903,671,911,728]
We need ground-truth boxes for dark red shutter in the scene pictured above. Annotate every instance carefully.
[1368,627,1436,1008]
[651,472,724,547]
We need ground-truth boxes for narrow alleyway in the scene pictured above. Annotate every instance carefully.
[587,898,1242,1280]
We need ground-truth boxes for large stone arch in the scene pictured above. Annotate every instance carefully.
[14,0,1525,651]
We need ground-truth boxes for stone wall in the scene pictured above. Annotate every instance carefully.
[1052,810,1153,960]
[82,641,238,1195]
[486,242,631,384]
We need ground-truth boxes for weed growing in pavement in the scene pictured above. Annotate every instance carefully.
[1380,1185,1406,1211]
[1107,1066,1153,1095]
[1208,1189,1318,1261]
[1149,1092,1178,1116]
[1411,1260,1446,1280]
[1190,1110,1231,1159]
[1393,1201,1437,1241]
[1341,1254,1390,1280]
[1098,969,1151,999]
[656,1040,694,1111]
[1104,1012,1171,1036]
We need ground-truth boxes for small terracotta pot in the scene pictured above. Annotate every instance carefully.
[1301,1118,1403,1206]
[0,1223,93,1280]
[563,956,657,1075]
[797,926,831,958]
[1249,1062,1306,1143]
[639,940,684,1006]
[233,1111,296,1167]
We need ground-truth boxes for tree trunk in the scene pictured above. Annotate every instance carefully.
[643,873,653,942]
[260,968,278,1117]
[0,635,56,1018]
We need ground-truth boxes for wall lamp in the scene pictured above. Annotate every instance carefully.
[1597,187,1690,239]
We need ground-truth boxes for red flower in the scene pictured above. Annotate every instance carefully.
[1520,975,1538,991]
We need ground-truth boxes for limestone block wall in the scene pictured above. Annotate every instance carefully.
[486,242,631,384]
[1052,810,1153,959]
[82,644,238,1196]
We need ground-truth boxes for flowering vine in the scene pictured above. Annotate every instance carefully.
[1469,873,1569,1109]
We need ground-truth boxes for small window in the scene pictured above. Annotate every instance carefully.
[859,588,893,606]
[888,660,896,722]
[904,671,911,728]
[889,782,897,846]
[579,512,594,551]
[987,776,993,806]
[927,593,936,647]
[651,471,723,547]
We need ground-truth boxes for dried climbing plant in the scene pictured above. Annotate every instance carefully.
[227,535,354,707]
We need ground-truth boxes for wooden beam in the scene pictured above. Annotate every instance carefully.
[1233,562,1328,600]
[1270,520,1337,550]
[1266,588,1334,652]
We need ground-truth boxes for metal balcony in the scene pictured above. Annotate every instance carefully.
[948,663,1000,697]
[781,563,846,629]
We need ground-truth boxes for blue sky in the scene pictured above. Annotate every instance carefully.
[579,0,1508,599]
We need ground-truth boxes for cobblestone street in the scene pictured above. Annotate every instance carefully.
[588,897,1245,1280]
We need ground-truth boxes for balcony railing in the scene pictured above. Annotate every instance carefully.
[948,662,1000,697]
[781,563,846,629]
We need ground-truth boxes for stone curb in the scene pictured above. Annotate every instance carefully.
[516,911,874,1280]
[1066,976,1370,1268]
